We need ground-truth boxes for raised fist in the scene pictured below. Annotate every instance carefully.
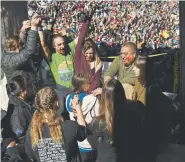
[21,20,31,31]
[31,13,41,27]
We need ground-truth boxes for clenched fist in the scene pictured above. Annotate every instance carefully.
[31,13,41,27]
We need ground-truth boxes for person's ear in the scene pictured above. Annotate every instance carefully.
[52,40,55,48]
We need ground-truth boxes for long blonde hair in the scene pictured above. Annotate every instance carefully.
[31,88,63,148]
[99,79,127,138]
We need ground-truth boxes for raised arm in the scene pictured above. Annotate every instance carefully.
[74,20,91,73]
[23,13,41,56]
[19,20,31,44]
[5,14,41,70]
[38,30,50,57]
[104,57,120,83]
[74,3,96,73]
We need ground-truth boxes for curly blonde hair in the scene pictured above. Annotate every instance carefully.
[31,87,63,148]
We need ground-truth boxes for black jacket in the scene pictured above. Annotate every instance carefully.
[1,30,38,82]
[25,120,87,162]
[9,95,33,144]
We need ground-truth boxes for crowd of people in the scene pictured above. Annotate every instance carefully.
[27,0,179,56]
[1,1,180,162]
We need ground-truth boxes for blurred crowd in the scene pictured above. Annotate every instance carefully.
[28,0,179,55]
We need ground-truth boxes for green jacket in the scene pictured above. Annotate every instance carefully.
[104,55,136,85]
[49,41,76,88]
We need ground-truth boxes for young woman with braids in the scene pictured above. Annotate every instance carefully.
[25,87,87,162]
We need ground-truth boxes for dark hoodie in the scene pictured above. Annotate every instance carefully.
[8,95,33,144]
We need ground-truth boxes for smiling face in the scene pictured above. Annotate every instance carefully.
[84,48,94,63]
[53,37,65,55]
[120,46,136,65]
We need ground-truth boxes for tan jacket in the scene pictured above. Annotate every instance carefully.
[122,83,134,100]
[132,79,146,106]
[104,55,136,85]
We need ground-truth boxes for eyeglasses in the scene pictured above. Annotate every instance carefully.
[120,52,136,57]
[120,52,133,56]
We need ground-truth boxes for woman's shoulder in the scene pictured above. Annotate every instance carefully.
[62,120,85,134]
[62,120,87,142]
[63,120,78,128]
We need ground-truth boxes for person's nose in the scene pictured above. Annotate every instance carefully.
[61,44,65,49]
[85,53,90,57]
[121,54,125,59]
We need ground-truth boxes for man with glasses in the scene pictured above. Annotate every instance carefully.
[92,42,137,99]
[104,42,137,86]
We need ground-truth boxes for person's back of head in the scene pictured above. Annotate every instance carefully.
[99,79,127,138]
[5,35,21,52]
[6,75,28,100]
[72,73,91,94]
[100,79,134,161]
[31,87,62,148]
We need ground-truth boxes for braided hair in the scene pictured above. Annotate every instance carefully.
[31,87,63,148]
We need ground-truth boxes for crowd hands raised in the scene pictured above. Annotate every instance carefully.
[27,0,179,56]
[1,1,178,162]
